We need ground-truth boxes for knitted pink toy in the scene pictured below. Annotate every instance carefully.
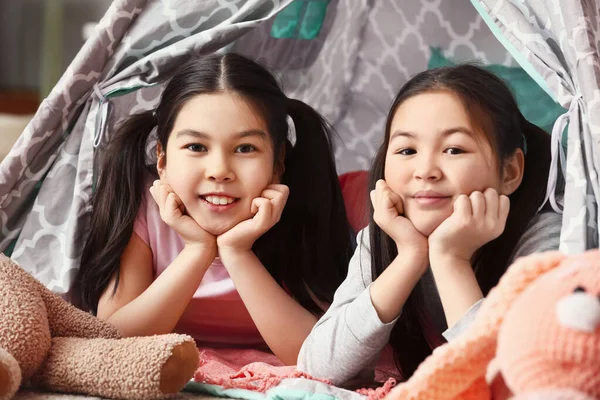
[385,249,600,400]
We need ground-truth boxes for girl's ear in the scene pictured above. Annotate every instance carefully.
[156,142,167,180]
[501,148,525,195]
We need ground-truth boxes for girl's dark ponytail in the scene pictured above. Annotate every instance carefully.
[254,98,354,313]
[75,111,157,313]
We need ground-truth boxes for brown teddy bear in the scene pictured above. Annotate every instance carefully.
[0,253,200,400]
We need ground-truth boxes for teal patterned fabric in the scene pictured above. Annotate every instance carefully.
[271,0,330,39]
[428,47,566,135]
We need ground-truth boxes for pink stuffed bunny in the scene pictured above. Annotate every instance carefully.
[385,250,600,400]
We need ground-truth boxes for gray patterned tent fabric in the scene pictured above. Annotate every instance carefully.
[1,0,595,295]
[472,0,600,253]
[233,1,520,173]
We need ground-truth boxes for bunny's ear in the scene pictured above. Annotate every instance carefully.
[385,251,566,400]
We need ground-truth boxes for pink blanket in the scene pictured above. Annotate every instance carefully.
[193,347,397,399]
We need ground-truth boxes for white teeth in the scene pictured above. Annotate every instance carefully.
[205,196,235,205]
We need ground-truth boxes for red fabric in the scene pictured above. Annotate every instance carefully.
[338,170,369,233]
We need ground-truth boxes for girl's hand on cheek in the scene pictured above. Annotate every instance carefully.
[428,188,510,264]
[217,184,289,256]
[371,180,428,263]
[149,180,216,254]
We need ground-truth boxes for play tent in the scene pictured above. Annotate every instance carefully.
[0,0,598,294]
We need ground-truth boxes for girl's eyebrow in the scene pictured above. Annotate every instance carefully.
[441,127,475,137]
[175,129,210,140]
[390,126,474,141]
[175,129,267,140]
[236,129,267,140]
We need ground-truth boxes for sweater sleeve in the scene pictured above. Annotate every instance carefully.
[297,228,399,385]
[509,211,562,261]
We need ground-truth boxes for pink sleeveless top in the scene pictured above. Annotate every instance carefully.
[133,190,264,347]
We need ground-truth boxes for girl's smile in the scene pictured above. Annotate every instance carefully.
[200,193,240,212]
[411,190,452,208]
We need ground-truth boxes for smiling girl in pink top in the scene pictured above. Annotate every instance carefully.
[73,53,354,365]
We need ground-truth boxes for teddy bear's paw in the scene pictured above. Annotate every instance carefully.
[0,348,21,400]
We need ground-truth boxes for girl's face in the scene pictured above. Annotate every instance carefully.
[158,92,278,236]
[385,90,513,237]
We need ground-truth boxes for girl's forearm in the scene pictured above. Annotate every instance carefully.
[105,246,214,337]
[219,249,318,365]
[429,255,483,328]
[369,253,427,323]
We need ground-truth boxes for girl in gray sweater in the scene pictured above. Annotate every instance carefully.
[298,65,561,385]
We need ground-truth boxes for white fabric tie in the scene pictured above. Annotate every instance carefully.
[540,94,581,213]
[92,83,109,148]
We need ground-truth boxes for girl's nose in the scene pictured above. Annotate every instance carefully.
[205,153,235,182]
[413,155,442,181]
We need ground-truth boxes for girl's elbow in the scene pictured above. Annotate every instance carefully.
[297,359,345,386]
[96,308,116,323]
[297,343,325,378]
[102,315,154,338]
[297,339,350,385]
[103,316,132,337]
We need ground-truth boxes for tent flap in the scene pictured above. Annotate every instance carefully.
[473,0,600,253]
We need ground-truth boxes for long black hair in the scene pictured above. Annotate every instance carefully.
[75,53,354,315]
[368,65,551,378]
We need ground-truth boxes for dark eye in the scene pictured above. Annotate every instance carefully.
[444,147,465,155]
[396,148,416,156]
[235,144,256,154]
[186,144,206,152]
[573,286,586,293]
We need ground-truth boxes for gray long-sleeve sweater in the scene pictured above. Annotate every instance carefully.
[297,211,562,385]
